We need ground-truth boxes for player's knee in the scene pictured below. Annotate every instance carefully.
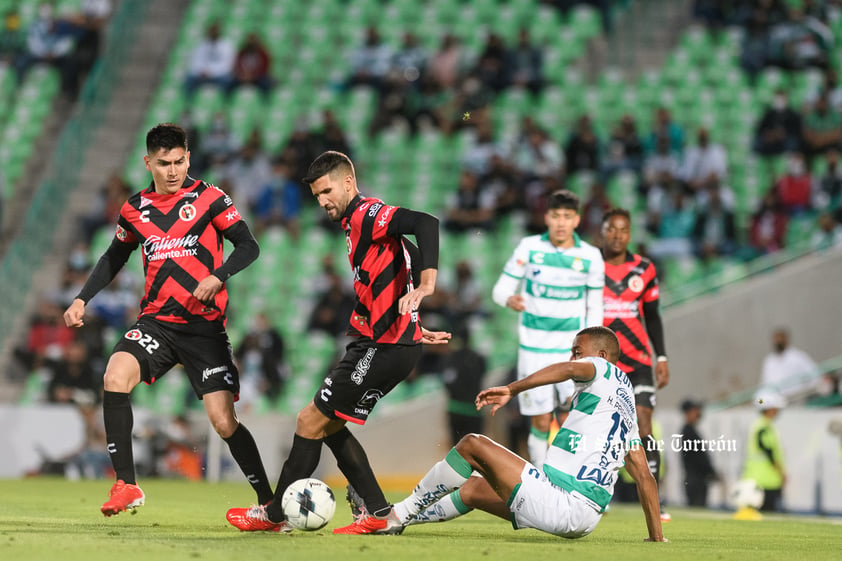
[209,414,237,438]
[455,433,486,457]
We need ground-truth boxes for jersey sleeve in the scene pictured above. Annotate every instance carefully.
[364,202,398,242]
[209,186,244,231]
[115,204,138,244]
[642,262,660,303]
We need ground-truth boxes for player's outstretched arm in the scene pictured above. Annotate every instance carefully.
[624,445,667,542]
[477,361,595,415]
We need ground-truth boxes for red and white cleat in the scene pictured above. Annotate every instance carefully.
[101,480,145,517]
[226,504,292,533]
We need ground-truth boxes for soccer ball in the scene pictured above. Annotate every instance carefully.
[731,479,765,509]
[281,478,337,531]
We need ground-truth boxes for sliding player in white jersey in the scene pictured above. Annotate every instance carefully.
[391,326,665,541]
[492,189,604,467]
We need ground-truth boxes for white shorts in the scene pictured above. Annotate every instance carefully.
[509,463,602,538]
[516,350,574,416]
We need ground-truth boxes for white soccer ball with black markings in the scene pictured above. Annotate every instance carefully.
[281,478,336,531]
[731,479,764,509]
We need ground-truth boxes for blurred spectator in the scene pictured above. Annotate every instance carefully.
[196,111,239,172]
[79,172,131,243]
[318,109,354,156]
[511,123,564,184]
[474,31,508,94]
[223,136,272,209]
[280,120,321,185]
[748,189,789,255]
[753,89,803,157]
[642,134,682,198]
[0,8,25,67]
[505,27,544,94]
[17,3,79,99]
[691,184,738,257]
[565,114,601,174]
[346,26,394,92]
[251,157,301,238]
[87,270,139,332]
[64,404,110,480]
[444,169,496,233]
[813,149,842,212]
[234,313,289,409]
[13,298,77,375]
[440,327,486,446]
[774,151,813,215]
[810,211,842,250]
[462,121,504,177]
[740,10,773,80]
[644,107,684,156]
[647,185,697,260]
[392,31,427,84]
[427,33,466,90]
[449,74,493,133]
[760,327,820,401]
[406,73,450,134]
[368,66,414,137]
[801,91,842,165]
[184,21,235,98]
[449,260,485,329]
[68,0,112,79]
[307,259,355,337]
[159,414,204,481]
[230,32,273,97]
[769,6,832,71]
[579,181,613,243]
[46,340,100,405]
[602,114,644,179]
[804,68,842,112]
[678,399,718,507]
[680,127,728,193]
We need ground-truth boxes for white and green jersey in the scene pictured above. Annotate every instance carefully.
[543,356,642,512]
[492,232,604,356]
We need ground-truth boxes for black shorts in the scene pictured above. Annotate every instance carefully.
[626,365,656,410]
[313,339,421,425]
[112,318,239,399]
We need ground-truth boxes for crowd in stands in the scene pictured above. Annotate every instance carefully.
[1,1,112,101]
[11,0,842,436]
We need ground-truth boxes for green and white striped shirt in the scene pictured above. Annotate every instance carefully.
[492,232,604,355]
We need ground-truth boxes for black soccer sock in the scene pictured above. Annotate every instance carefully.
[223,423,273,504]
[103,391,135,485]
[266,434,323,522]
[324,427,390,516]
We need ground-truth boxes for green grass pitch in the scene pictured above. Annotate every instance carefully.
[0,478,840,561]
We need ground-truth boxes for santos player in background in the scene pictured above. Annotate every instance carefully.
[390,326,666,542]
[492,190,604,468]
[601,208,670,518]
[63,123,274,516]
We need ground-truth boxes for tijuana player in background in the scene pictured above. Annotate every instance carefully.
[600,208,670,520]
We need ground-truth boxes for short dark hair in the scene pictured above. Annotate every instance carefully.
[602,207,631,226]
[147,123,188,154]
[302,150,355,184]
[576,326,621,363]
[546,189,580,212]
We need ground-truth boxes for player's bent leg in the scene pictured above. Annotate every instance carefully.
[103,351,142,393]
[404,489,475,526]
[203,390,238,438]
[394,434,525,525]
[457,476,510,521]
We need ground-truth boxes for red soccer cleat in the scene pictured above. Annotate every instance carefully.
[226,504,292,532]
[332,507,404,535]
[101,480,145,517]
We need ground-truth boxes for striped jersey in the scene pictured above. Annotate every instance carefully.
[492,232,604,355]
[543,356,642,512]
[340,195,422,345]
[603,253,660,372]
[114,176,243,324]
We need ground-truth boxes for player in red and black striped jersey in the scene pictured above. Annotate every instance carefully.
[225,151,451,535]
[64,123,274,518]
[601,208,670,517]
